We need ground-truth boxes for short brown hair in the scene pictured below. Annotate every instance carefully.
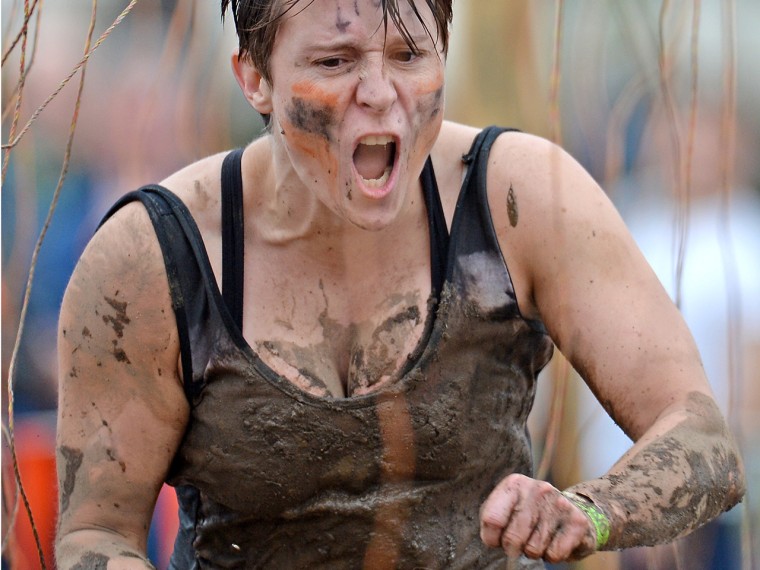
[221,0,453,84]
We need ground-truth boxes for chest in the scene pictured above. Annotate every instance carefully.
[237,238,434,398]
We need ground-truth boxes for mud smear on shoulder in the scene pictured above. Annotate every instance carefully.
[59,445,84,515]
[507,184,519,227]
[101,294,132,364]
[102,295,130,338]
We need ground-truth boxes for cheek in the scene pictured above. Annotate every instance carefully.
[284,96,337,143]
[282,81,346,143]
[413,70,445,122]
[279,101,340,185]
[407,77,444,164]
[280,85,345,182]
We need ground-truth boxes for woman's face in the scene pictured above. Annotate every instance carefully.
[262,0,446,231]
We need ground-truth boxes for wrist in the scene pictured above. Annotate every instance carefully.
[561,490,611,550]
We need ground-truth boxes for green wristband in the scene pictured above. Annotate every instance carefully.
[561,491,611,549]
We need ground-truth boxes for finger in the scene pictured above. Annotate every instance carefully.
[499,493,539,558]
[504,480,559,559]
[544,503,596,563]
[479,482,519,547]
[523,519,556,560]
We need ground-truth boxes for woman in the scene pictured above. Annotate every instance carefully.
[55,1,745,568]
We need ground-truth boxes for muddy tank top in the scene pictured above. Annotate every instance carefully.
[103,127,555,569]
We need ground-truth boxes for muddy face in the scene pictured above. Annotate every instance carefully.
[286,97,336,142]
[265,0,446,230]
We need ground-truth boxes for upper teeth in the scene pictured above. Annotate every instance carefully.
[359,135,393,146]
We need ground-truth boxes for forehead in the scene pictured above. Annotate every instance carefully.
[276,0,437,43]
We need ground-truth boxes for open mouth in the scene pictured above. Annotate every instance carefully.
[353,135,397,188]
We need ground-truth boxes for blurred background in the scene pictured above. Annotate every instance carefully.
[1,1,758,568]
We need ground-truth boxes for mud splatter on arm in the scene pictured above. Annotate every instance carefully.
[506,184,518,227]
[565,391,745,550]
[486,133,747,553]
[55,203,188,569]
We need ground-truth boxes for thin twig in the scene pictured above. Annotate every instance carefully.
[0,0,39,66]
[538,0,567,481]
[548,0,564,145]
[714,2,752,568]
[2,2,100,567]
[1,425,21,554]
[2,0,21,52]
[2,0,45,123]
[1,0,142,152]
[674,0,700,315]
[536,356,570,481]
[657,0,687,309]
[2,0,31,193]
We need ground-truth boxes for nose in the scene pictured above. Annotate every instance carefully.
[355,60,397,113]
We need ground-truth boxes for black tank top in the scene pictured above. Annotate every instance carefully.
[102,126,554,569]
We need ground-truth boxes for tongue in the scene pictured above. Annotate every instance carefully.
[353,143,392,180]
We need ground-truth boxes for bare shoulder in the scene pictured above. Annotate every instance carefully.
[484,131,619,310]
[482,131,716,438]
[156,140,269,249]
[59,200,188,439]
[159,150,229,218]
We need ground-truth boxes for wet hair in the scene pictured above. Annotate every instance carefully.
[221,0,453,84]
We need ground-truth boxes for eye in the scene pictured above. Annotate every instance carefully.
[318,57,347,69]
[391,48,421,64]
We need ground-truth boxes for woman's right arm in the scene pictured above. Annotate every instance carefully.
[55,203,190,569]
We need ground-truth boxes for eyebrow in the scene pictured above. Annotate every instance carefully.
[304,32,433,54]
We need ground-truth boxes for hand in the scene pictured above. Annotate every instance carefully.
[479,474,597,562]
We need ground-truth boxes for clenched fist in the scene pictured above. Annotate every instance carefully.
[480,474,603,563]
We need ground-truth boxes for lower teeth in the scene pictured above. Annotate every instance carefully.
[362,166,392,188]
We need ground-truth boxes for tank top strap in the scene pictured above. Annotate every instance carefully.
[98,186,215,403]
[420,157,449,297]
[451,126,520,259]
[221,148,246,331]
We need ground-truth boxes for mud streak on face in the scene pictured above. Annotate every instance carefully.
[430,87,444,119]
[286,97,335,142]
[336,3,351,32]
[414,77,444,125]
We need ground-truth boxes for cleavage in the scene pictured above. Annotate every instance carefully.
[251,287,428,399]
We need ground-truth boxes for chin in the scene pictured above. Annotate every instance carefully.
[342,198,406,232]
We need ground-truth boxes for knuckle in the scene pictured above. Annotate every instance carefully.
[545,548,565,564]
[480,506,506,528]
[501,528,528,552]
[504,472,528,489]
[535,481,557,499]
[524,539,544,559]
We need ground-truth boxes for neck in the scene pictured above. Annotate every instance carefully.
[247,136,425,256]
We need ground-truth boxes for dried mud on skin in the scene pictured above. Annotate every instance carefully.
[574,392,743,549]
[58,446,84,516]
[286,97,335,143]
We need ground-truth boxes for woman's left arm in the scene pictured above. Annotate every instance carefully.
[478,131,745,560]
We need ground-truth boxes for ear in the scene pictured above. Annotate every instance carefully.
[231,50,273,114]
